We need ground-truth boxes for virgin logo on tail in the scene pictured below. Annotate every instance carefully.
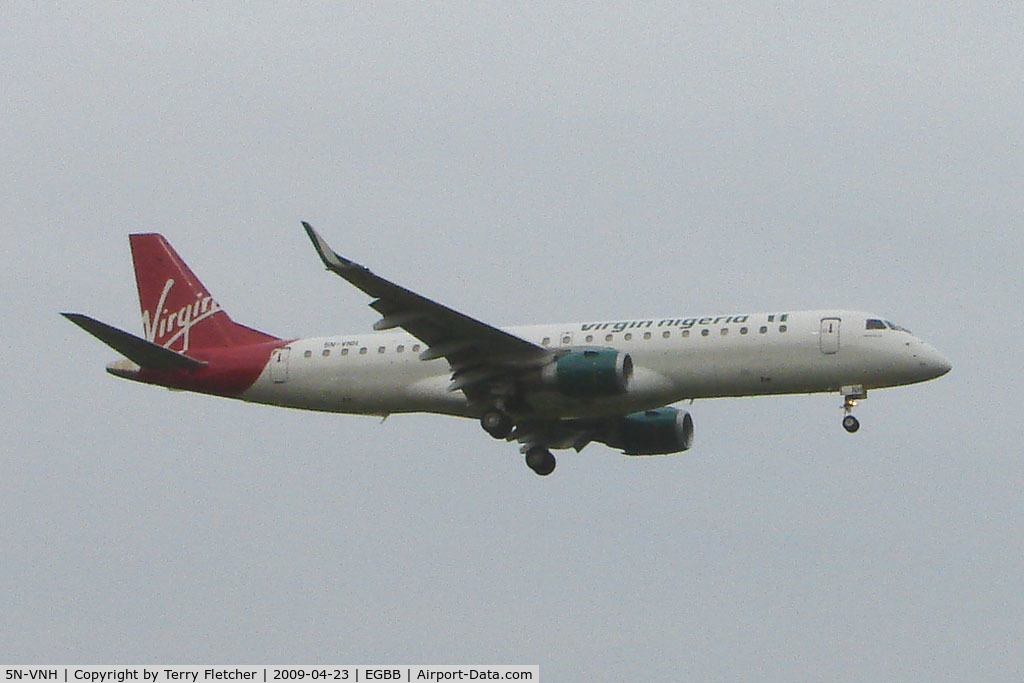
[141,278,222,351]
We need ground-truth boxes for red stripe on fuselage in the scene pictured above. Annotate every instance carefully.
[132,340,291,397]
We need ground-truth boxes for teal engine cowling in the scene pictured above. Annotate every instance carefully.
[540,348,633,397]
[603,407,694,455]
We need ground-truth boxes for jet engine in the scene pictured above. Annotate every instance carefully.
[603,407,694,455]
[540,348,633,397]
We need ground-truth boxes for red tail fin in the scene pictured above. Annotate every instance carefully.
[130,233,279,352]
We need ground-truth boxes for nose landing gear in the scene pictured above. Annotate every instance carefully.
[840,385,866,433]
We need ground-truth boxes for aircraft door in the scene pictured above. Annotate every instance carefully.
[270,347,290,382]
[820,318,840,354]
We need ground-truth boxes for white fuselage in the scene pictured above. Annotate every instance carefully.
[240,309,950,420]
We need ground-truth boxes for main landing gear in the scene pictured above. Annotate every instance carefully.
[840,385,867,433]
[480,409,514,439]
[525,446,556,476]
[479,405,556,476]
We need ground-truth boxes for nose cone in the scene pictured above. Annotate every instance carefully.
[918,344,952,380]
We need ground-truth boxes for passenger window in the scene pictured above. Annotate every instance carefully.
[359,347,367,355]
[561,335,571,345]
[643,332,651,340]
[542,337,551,346]
[585,335,593,343]
[378,346,386,354]
[662,331,670,339]
[866,319,887,330]
[682,330,690,338]
[720,328,728,336]
[624,333,632,341]
[605,334,613,342]
[304,350,312,358]
[701,329,709,337]
[759,326,768,334]
[322,349,330,357]
[779,325,787,333]
[397,344,405,353]
[740,327,748,335]
[412,344,421,353]
[341,348,349,356]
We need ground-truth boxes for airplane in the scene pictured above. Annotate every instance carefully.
[63,223,952,476]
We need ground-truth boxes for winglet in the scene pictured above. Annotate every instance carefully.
[302,221,366,273]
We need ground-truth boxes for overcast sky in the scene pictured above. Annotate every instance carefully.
[2,3,1022,679]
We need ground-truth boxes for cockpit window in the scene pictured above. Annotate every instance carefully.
[885,321,912,333]
[866,318,912,333]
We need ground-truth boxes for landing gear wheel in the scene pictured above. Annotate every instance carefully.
[525,447,556,476]
[840,386,866,434]
[480,410,513,439]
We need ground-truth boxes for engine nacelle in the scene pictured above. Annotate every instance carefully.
[540,348,633,398]
[607,407,694,455]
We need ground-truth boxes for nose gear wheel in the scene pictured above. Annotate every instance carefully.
[840,385,866,433]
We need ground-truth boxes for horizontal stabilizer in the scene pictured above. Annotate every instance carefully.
[61,313,207,370]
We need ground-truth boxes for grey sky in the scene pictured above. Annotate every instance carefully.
[2,3,1021,679]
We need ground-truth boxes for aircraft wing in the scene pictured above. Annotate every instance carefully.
[302,222,549,394]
